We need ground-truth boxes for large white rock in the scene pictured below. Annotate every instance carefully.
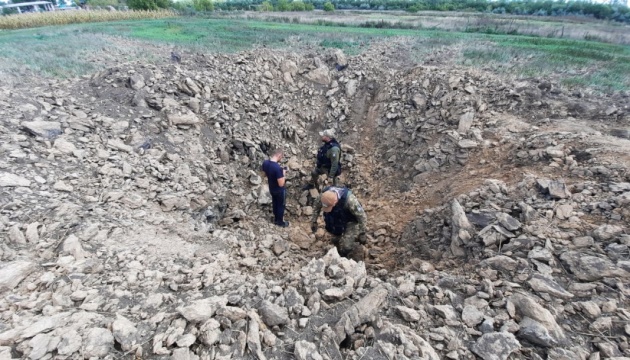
[0,173,30,187]
[112,315,137,351]
[57,330,82,355]
[0,261,36,292]
[21,120,62,138]
[177,296,227,323]
[83,328,114,358]
[53,138,77,154]
[61,235,88,260]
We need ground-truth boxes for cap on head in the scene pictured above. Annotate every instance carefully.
[319,129,336,138]
[321,190,338,212]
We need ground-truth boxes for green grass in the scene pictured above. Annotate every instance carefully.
[0,17,629,91]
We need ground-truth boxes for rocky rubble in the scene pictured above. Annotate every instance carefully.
[0,41,629,360]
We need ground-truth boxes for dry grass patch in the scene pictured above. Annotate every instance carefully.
[0,9,175,30]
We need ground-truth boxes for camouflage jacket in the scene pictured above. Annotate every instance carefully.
[311,188,367,234]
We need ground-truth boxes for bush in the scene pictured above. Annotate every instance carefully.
[192,0,213,11]
[127,0,170,10]
[290,0,305,11]
[304,2,314,10]
[2,7,18,15]
[87,0,118,7]
[275,0,290,11]
[323,1,334,11]
[259,0,273,11]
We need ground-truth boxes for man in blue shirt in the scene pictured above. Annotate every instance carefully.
[262,149,289,227]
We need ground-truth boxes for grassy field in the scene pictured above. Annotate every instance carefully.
[0,17,629,91]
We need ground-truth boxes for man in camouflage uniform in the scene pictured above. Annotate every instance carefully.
[303,129,342,190]
[311,186,367,261]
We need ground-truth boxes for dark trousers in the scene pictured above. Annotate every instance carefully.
[270,188,286,224]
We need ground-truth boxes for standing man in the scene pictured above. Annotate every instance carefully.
[303,129,342,190]
[311,185,367,261]
[262,149,289,227]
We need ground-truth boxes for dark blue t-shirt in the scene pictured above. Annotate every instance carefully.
[262,160,284,193]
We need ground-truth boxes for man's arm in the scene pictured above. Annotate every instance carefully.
[327,147,341,178]
[311,194,322,225]
[277,167,286,187]
[346,193,367,234]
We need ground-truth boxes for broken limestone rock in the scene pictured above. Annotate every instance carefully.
[295,340,323,360]
[0,173,31,187]
[560,251,629,281]
[305,67,331,85]
[83,328,114,358]
[112,315,138,352]
[333,286,388,344]
[259,300,289,327]
[177,296,228,323]
[0,261,36,292]
[21,120,62,139]
[471,332,520,360]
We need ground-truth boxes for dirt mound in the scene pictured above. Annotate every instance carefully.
[1,40,630,360]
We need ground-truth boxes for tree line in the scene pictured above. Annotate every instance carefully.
[211,0,630,23]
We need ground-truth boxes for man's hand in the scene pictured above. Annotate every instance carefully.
[358,233,367,244]
[311,223,318,233]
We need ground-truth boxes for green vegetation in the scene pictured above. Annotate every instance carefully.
[213,0,629,23]
[323,1,334,11]
[127,0,171,10]
[0,18,628,91]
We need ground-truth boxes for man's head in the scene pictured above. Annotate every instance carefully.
[319,129,336,142]
[321,190,339,213]
[270,148,283,161]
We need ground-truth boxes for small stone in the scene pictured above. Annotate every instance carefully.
[396,306,421,322]
[589,317,612,332]
[295,340,323,360]
[433,305,458,321]
[496,213,521,231]
[518,317,556,347]
[527,274,573,299]
[177,296,228,323]
[176,333,197,347]
[259,300,289,327]
[462,305,484,328]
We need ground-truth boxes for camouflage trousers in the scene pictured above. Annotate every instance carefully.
[310,167,340,187]
[331,222,365,261]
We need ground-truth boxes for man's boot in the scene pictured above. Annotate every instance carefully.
[348,244,367,262]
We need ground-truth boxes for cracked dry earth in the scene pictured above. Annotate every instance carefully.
[1,39,630,360]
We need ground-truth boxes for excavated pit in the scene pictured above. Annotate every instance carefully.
[1,40,630,360]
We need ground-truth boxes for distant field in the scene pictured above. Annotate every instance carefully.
[230,10,630,45]
[0,17,628,91]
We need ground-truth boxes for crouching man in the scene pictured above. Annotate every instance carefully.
[311,186,367,261]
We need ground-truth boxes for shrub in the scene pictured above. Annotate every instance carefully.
[259,0,273,11]
[275,0,290,11]
[323,1,333,11]
[304,2,314,10]
[290,0,305,11]
[192,0,213,11]
[127,0,171,10]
